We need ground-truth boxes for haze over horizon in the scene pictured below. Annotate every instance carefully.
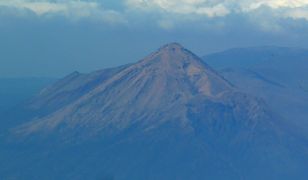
[1,0,308,78]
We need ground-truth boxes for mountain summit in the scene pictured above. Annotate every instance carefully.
[142,42,206,66]
[138,42,233,96]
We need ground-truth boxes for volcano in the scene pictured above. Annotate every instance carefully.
[19,43,236,136]
[2,43,308,180]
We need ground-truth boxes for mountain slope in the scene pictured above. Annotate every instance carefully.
[1,43,308,180]
[202,46,308,131]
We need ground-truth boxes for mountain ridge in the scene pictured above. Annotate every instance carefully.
[202,46,308,132]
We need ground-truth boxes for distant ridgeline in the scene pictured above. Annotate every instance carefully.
[299,80,308,92]
[0,78,56,113]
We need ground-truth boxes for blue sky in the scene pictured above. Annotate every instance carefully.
[1,0,308,77]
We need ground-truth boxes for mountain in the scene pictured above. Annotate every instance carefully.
[203,46,308,131]
[17,43,234,138]
[1,43,308,180]
[0,77,56,113]
[203,46,308,88]
[0,78,56,133]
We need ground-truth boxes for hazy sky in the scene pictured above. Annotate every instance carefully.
[1,0,308,77]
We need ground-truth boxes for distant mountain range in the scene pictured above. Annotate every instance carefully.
[1,44,307,180]
[0,78,55,113]
[203,46,308,132]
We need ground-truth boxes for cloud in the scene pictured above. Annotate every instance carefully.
[125,0,230,17]
[285,8,308,21]
[0,0,308,31]
[246,0,308,9]
[0,1,67,15]
[124,0,308,19]
[157,19,174,30]
[123,0,308,32]
[0,0,126,24]
[241,0,308,21]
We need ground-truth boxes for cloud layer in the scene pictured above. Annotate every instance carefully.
[1,1,308,78]
[0,0,125,24]
[0,0,308,30]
